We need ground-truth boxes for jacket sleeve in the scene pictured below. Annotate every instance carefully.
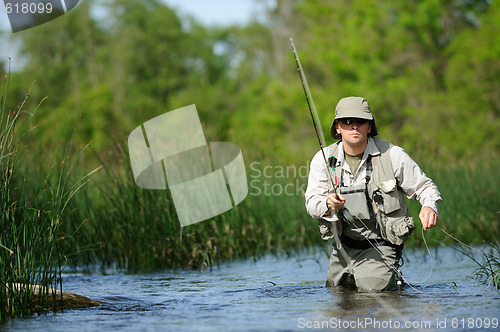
[305,150,331,219]
[390,146,442,214]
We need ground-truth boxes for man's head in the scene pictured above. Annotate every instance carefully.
[330,97,378,140]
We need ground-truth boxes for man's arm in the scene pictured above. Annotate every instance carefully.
[390,146,442,230]
[305,150,332,219]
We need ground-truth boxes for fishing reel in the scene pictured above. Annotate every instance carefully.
[338,207,356,223]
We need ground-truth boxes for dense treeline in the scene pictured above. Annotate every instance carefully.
[4,0,499,162]
[1,0,499,271]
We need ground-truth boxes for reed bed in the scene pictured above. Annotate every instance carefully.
[62,146,500,272]
[3,78,499,289]
[405,158,500,246]
[65,152,320,271]
[0,74,92,319]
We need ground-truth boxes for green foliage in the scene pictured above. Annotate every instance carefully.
[3,0,500,272]
[7,0,500,161]
[293,0,499,160]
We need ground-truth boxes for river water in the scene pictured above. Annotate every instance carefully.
[1,246,499,331]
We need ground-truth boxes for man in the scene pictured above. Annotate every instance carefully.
[305,96,441,291]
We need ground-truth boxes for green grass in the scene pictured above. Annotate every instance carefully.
[64,150,320,271]
[457,244,500,290]
[0,74,93,319]
[60,146,500,272]
[405,158,500,246]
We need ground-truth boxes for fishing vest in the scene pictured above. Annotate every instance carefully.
[318,137,414,246]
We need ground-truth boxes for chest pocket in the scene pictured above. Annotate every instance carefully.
[339,182,372,220]
[371,179,402,213]
[368,155,415,245]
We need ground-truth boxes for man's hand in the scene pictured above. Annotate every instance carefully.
[324,193,346,216]
[419,206,438,230]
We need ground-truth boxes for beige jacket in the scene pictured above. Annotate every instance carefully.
[305,138,442,239]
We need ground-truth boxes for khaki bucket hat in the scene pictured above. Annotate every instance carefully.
[330,97,375,138]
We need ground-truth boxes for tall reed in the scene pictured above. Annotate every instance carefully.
[405,158,500,246]
[457,244,500,290]
[65,147,319,271]
[0,74,94,319]
[62,144,500,271]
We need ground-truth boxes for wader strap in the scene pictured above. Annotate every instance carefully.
[365,156,375,217]
[340,234,403,251]
[365,155,373,183]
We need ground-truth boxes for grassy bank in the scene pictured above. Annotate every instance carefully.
[64,151,320,270]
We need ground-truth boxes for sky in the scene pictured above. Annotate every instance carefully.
[0,0,257,32]
[163,0,256,26]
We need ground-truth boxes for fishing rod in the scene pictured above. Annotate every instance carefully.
[289,38,338,194]
[290,38,353,264]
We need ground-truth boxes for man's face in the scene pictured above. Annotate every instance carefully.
[335,118,372,147]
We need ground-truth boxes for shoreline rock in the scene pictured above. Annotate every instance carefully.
[6,283,104,311]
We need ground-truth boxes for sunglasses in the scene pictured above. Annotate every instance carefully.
[339,118,369,126]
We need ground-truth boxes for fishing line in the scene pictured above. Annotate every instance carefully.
[438,226,496,258]
[404,227,434,285]
[437,225,499,290]
[397,224,497,287]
